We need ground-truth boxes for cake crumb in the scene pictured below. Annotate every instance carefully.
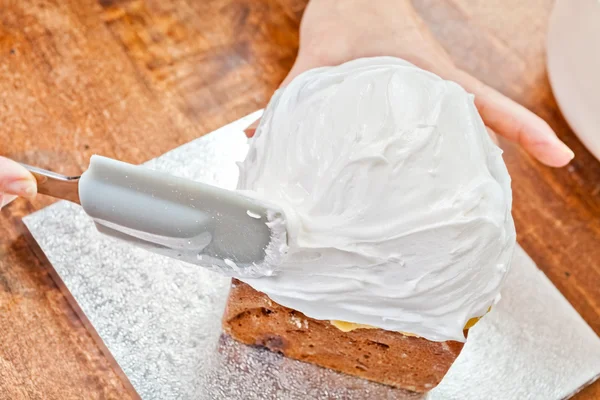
[290,315,303,329]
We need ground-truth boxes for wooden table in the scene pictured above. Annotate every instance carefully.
[1,0,598,398]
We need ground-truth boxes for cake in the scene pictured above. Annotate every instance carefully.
[223,57,516,392]
[223,279,466,392]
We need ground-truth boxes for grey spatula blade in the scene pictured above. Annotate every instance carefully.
[24,155,288,278]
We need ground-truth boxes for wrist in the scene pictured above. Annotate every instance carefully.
[296,0,420,68]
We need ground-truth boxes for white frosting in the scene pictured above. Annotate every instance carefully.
[237,57,516,342]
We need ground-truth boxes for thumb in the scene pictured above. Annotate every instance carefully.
[0,156,37,199]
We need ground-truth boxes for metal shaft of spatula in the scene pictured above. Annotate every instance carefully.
[21,155,288,278]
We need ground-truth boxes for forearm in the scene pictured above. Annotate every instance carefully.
[302,0,417,50]
[285,0,446,84]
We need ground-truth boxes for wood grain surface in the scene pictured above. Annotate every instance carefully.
[0,0,598,398]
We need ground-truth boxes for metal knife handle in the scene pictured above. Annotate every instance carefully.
[20,163,81,204]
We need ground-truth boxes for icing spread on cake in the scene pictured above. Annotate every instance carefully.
[238,57,516,342]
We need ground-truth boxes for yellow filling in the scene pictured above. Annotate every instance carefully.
[331,308,490,336]
[331,320,419,337]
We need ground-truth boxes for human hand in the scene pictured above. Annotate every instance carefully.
[246,0,574,167]
[0,156,37,209]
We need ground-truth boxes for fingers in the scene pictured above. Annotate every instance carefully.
[247,59,575,168]
[486,127,499,146]
[244,119,260,138]
[448,69,574,167]
[0,156,37,199]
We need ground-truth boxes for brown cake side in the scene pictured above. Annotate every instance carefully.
[222,279,464,393]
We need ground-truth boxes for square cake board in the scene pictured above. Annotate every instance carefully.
[23,111,600,400]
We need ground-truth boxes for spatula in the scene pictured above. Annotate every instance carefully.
[21,155,288,278]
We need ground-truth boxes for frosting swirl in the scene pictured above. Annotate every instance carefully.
[238,57,516,342]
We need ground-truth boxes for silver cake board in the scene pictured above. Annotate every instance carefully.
[24,112,600,400]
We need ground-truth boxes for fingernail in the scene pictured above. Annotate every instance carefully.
[564,146,575,160]
[550,137,575,160]
[4,179,36,198]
